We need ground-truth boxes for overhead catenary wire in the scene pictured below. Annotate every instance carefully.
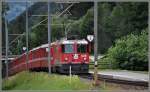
[31,3,74,30]
[3,1,76,76]
[8,3,75,47]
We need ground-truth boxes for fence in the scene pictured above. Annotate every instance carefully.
[89,61,112,69]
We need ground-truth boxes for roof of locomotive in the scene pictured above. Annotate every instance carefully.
[30,44,49,51]
[60,39,88,44]
[25,39,88,53]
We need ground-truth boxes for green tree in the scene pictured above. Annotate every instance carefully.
[68,8,94,39]
[98,2,148,54]
[102,28,148,71]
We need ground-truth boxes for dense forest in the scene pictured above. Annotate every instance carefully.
[2,2,148,71]
[97,2,148,71]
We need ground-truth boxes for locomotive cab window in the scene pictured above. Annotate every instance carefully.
[62,44,74,53]
[77,44,87,53]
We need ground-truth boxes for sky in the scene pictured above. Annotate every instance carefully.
[5,2,34,22]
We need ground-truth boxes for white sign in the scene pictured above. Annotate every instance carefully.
[74,54,78,59]
[46,48,49,52]
[23,47,27,51]
[87,35,94,42]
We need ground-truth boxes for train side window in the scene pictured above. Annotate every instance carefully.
[62,45,65,53]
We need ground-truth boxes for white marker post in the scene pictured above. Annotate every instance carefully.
[69,65,72,84]
[87,35,94,53]
[87,35,94,42]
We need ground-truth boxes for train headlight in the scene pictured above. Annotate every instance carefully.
[83,57,86,61]
[65,58,68,61]
[51,57,53,60]
[46,48,48,52]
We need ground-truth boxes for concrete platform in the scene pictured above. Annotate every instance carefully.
[89,70,149,82]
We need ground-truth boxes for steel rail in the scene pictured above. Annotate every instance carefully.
[79,73,148,87]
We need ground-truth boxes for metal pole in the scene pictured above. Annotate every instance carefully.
[4,12,9,79]
[26,1,29,70]
[48,1,51,74]
[94,1,98,86]
[0,1,2,87]
[148,2,150,91]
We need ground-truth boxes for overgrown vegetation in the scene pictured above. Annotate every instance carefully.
[97,2,148,53]
[2,71,92,90]
[3,71,146,90]
[101,29,148,71]
[67,2,148,54]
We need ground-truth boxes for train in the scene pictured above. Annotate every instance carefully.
[8,39,90,75]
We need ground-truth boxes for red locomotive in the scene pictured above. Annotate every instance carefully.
[8,39,90,75]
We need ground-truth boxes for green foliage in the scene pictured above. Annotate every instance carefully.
[28,15,76,50]
[3,71,92,90]
[68,8,94,39]
[68,2,148,54]
[97,2,148,53]
[102,29,148,71]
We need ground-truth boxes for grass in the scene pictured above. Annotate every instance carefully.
[3,71,145,91]
[2,71,93,90]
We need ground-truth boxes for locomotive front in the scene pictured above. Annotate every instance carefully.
[59,39,90,74]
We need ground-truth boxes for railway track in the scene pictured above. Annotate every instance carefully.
[79,73,148,87]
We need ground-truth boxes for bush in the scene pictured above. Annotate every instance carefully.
[102,29,148,71]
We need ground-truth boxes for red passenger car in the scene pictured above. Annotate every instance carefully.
[9,39,90,75]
